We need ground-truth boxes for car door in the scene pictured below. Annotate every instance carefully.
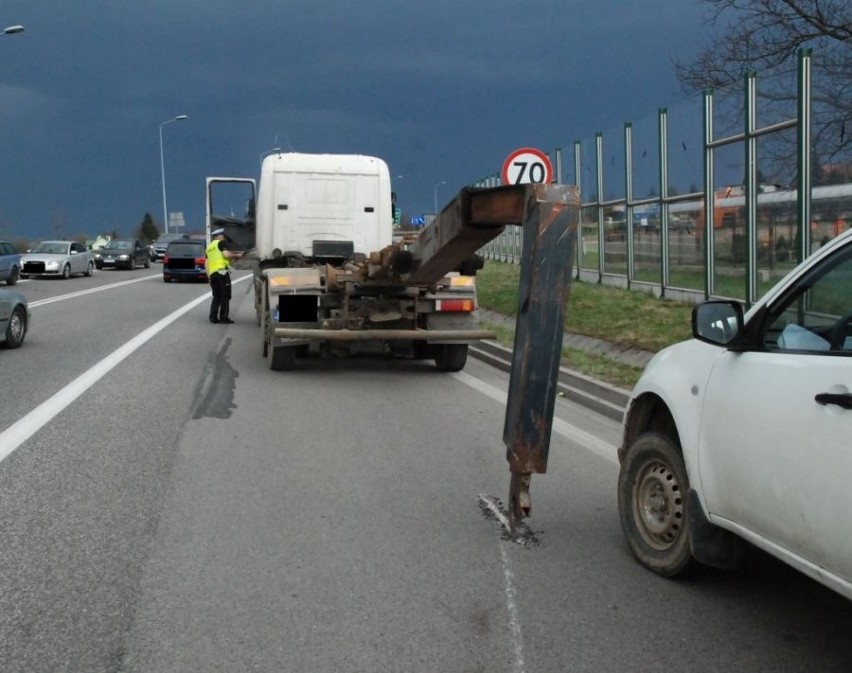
[134,241,145,266]
[70,242,84,273]
[697,242,852,583]
[0,242,12,278]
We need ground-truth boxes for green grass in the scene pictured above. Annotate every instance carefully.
[476,262,696,388]
[484,322,645,389]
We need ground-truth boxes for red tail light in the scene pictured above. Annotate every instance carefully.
[195,257,206,266]
[162,255,170,264]
[436,298,474,312]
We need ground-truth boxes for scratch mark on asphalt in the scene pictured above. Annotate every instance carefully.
[192,338,239,419]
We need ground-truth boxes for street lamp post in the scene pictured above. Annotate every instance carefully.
[159,115,188,234]
[433,181,446,215]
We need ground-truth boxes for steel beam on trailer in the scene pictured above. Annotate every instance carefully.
[404,185,528,286]
[501,183,580,530]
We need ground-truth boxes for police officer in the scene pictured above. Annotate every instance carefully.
[206,228,243,323]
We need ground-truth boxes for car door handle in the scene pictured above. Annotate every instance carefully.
[815,393,852,410]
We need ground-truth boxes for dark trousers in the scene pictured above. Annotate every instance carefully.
[209,271,232,320]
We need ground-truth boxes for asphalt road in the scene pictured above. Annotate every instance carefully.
[2,267,851,672]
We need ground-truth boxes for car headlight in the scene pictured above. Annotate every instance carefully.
[118,254,129,260]
[45,260,60,269]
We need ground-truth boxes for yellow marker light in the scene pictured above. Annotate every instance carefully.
[449,276,474,288]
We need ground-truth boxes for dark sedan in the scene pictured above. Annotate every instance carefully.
[96,239,151,270]
[162,240,208,283]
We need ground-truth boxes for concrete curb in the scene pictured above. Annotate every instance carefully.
[469,340,630,423]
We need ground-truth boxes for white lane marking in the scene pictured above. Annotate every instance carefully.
[28,274,162,307]
[457,371,617,673]
[477,494,528,672]
[0,275,251,464]
[498,541,527,673]
[479,493,512,532]
[450,371,619,465]
[476,499,527,672]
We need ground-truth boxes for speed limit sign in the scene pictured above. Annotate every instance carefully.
[501,147,553,185]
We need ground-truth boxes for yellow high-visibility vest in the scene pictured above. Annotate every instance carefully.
[206,240,229,274]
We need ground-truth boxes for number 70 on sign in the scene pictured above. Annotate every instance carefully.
[501,147,553,185]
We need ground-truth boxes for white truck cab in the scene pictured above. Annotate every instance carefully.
[255,152,392,265]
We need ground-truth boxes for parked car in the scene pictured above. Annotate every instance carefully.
[0,287,28,348]
[618,228,852,600]
[96,239,151,270]
[20,240,94,279]
[162,240,208,283]
[0,240,22,285]
[152,233,190,261]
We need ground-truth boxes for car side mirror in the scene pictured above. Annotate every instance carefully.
[692,300,743,346]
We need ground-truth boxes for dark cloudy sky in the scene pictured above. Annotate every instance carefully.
[0,0,713,240]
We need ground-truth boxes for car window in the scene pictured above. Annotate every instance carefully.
[761,244,852,354]
[35,242,68,254]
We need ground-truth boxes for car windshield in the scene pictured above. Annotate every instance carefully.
[108,240,132,250]
[33,242,69,255]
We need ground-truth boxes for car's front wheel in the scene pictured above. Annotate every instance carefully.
[6,266,19,286]
[85,261,94,277]
[62,264,71,279]
[2,305,26,349]
[618,432,695,577]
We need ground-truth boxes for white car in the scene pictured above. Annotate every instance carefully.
[0,287,28,348]
[618,228,852,600]
[20,240,95,279]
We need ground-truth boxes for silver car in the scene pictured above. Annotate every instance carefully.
[0,287,28,348]
[20,240,95,279]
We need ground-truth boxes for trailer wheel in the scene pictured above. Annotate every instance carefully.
[269,345,296,370]
[434,344,468,372]
[254,280,263,326]
[262,314,270,357]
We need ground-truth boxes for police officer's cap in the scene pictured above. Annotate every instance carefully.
[211,228,226,237]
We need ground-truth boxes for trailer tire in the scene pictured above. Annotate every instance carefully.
[262,316,270,357]
[270,345,296,370]
[434,344,468,372]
